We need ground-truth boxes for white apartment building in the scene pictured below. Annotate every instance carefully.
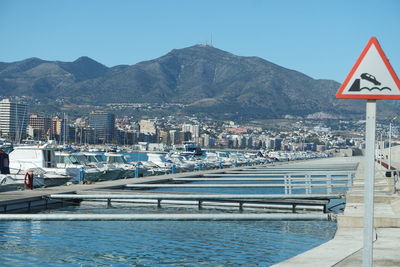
[181,124,200,138]
[0,98,28,142]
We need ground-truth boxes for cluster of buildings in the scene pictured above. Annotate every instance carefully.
[0,99,209,147]
[0,98,395,152]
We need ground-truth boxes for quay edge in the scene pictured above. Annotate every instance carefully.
[272,154,400,267]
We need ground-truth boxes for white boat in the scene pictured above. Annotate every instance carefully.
[202,153,220,169]
[229,153,250,166]
[205,151,233,168]
[104,152,137,178]
[166,153,197,171]
[83,152,124,180]
[145,153,173,174]
[8,145,72,187]
[55,151,103,182]
[0,169,74,191]
[147,153,172,168]
[0,175,24,191]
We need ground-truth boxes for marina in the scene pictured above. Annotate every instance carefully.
[0,156,354,213]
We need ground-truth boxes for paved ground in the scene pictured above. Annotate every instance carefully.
[273,156,400,267]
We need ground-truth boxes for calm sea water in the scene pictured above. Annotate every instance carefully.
[0,204,336,266]
[0,156,348,266]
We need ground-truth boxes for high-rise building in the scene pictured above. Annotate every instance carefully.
[169,129,180,145]
[0,98,28,142]
[191,125,200,139]
[89,111,115,143]
[269,138,282,151]
[51,116,63,142]
[181,124,192,133]
[180,131,192,142]
[159,130,170,145]
[181,124,200,143]
[201,133,210,147]
[29,114,52,134]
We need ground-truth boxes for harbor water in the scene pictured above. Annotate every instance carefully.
[0,205,336,266]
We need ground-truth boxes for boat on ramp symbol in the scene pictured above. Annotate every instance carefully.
[336,37,400,100]
[348,72,391,92]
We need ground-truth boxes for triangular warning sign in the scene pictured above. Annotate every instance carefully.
[336,37,400,99]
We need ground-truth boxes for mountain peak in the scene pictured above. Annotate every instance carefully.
[0,57,46,75]
[22,57,45,63]
[183,44,231,54]
[73,56,100,64]
[157,44,237,65]
[56,56,108,81]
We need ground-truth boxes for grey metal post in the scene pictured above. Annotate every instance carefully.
[306,174,311,194]
[363,99,376,267]
[135,165,140,178]
[305,175,308,194]
[288,175,292,195]
[327,174,332,194]
[79,167,84,184]
[284,175,288,194]
[379,132,383,171]
[171,164,176,174]
[347,172,352,188]
[239,202,243,211]
[389,122,392,170]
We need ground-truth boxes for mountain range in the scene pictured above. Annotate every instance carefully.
[0,44,389,120]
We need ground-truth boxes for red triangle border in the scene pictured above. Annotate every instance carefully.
[336,37,400,100]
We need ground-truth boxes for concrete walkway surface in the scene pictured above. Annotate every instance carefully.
[273,157,400,267]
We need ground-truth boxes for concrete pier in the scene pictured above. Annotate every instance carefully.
[0,170,199,212]
[272,157,400,266]
[0,158,355,213]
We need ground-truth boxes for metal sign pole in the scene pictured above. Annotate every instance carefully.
[335,36,399,267]
[363,99,376,267]
[389,122,392,170]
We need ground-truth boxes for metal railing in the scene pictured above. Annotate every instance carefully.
[282,172,354,195]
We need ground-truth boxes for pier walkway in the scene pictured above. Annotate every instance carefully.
[273,158,400,266]
[0,157,356,215]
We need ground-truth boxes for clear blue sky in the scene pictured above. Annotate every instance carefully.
[0,0,399,82]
